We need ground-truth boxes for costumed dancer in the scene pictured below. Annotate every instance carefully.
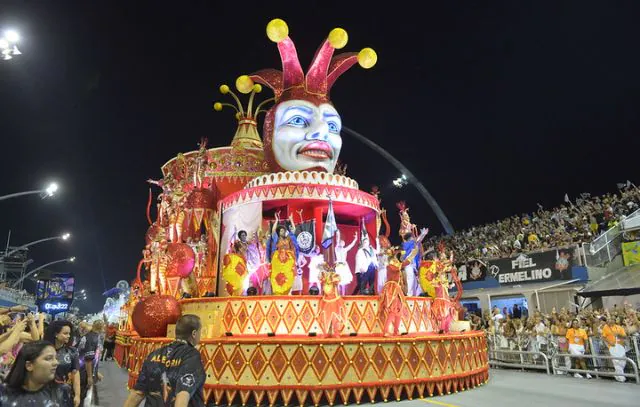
[293,251,306,294]
[193,137,208,188]
[268,212,298,295]
[147,229,169,295]
[334,230,357,295]
[221,230,249,296]
[304,245,323,293]
[354,234,378,295]
[431,244,458,333]
[418,254,438,298]
[247,230,271,295]
[318,265,345,337]
[168,182,187,243]
[378,228,428,336]
[318,198,345,337]
[397,202,425,296]
[376,208,392,294]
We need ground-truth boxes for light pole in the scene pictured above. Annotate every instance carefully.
[12,257,75,288]
[2,232,71,259]
[343,126,455,235]
[0,183,59,201]
[0,30,21,61]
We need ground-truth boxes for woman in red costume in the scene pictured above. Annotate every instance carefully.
[318,267,345,337]
[378,228,428,337]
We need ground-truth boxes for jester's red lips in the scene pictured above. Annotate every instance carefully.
[297,141,333,160]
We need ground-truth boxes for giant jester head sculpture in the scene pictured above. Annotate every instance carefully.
[236,19,377,173]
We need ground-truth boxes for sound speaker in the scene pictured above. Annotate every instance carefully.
[267,332,276,337]
[308,332,317,337]
[225,332,233,337]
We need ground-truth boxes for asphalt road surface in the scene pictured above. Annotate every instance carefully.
[99,362,638,407]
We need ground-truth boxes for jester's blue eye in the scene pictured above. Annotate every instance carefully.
[286,116,308,127]
[327,122,340,133]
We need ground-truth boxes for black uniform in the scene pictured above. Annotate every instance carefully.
[0,382,73,406]
[78,331,100,402]
[133,340,206,407]
[54,345,80,385]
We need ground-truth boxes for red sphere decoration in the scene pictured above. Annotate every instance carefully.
[186,188,215,209]
[131,295,181,337]
[165,243,195,278]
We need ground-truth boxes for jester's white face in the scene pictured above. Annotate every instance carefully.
[273,100,342,173]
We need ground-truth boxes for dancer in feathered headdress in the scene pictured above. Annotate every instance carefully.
[378,228,429,336]
[234,19,377,173]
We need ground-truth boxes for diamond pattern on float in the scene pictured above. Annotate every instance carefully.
[370,345,389,377]
[388,346,405,377]
[211,346,227,378]
[348,303,363,332]
[362,302,377,331]
[330,345,350,381]
[269,346,288,382]
[298,301,315,332]
[351,345,369,380]
[423,343,435,375]
[223,302,234,331]
[228,346,247,381]
[265,302,280,333]
[282,302,298,333]
[406,345,421,377]
[310,346,330,380]
[248,346,269,378]
[249,302,266,333]
[290,346,310,382]
[237,302,250,332]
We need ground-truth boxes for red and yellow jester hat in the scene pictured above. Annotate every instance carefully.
[235,19,377,173]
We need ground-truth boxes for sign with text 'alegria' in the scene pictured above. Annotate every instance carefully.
[487,248,573,285]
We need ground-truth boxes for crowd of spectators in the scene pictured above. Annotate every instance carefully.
[427,185,640,262]
[0,283,36,306]
[0,306,118,406]
[467,303,640,382]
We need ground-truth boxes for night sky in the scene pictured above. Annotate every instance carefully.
[1,1,638,312]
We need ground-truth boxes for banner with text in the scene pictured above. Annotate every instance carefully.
[487,248,574,285]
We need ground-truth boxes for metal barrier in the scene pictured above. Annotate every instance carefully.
[551,353,640,384]
[489,349,550,374]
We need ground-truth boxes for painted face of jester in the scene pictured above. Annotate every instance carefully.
[273,100,342,173]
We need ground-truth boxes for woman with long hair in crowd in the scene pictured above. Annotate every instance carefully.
[0,340,73,406]
[44,320,81,407]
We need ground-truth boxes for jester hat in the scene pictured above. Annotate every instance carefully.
[235,19,377,172]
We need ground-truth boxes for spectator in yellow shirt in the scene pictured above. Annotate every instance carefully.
[601,317,627,382]
[566,319,591,379]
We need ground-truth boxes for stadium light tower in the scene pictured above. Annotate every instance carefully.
[12,256,75,288]
[0,182,60,201]
[0,30,21,61]
[343,126,454,235]
[2,232,72,259]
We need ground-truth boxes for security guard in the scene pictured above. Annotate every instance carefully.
[124,315,205,407]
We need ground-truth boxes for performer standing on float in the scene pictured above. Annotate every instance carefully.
[378,228,428,336]
[397,202,423,296]
[221,230,250,296]
[376,208,392,294]
[334,229,357,295]
[318,199,346,337]
[354,219,379,295]
[268,212,298,295]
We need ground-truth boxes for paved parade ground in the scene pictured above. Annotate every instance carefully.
[99,362,638,407]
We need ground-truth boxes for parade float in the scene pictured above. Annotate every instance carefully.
[115,19,488,405]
